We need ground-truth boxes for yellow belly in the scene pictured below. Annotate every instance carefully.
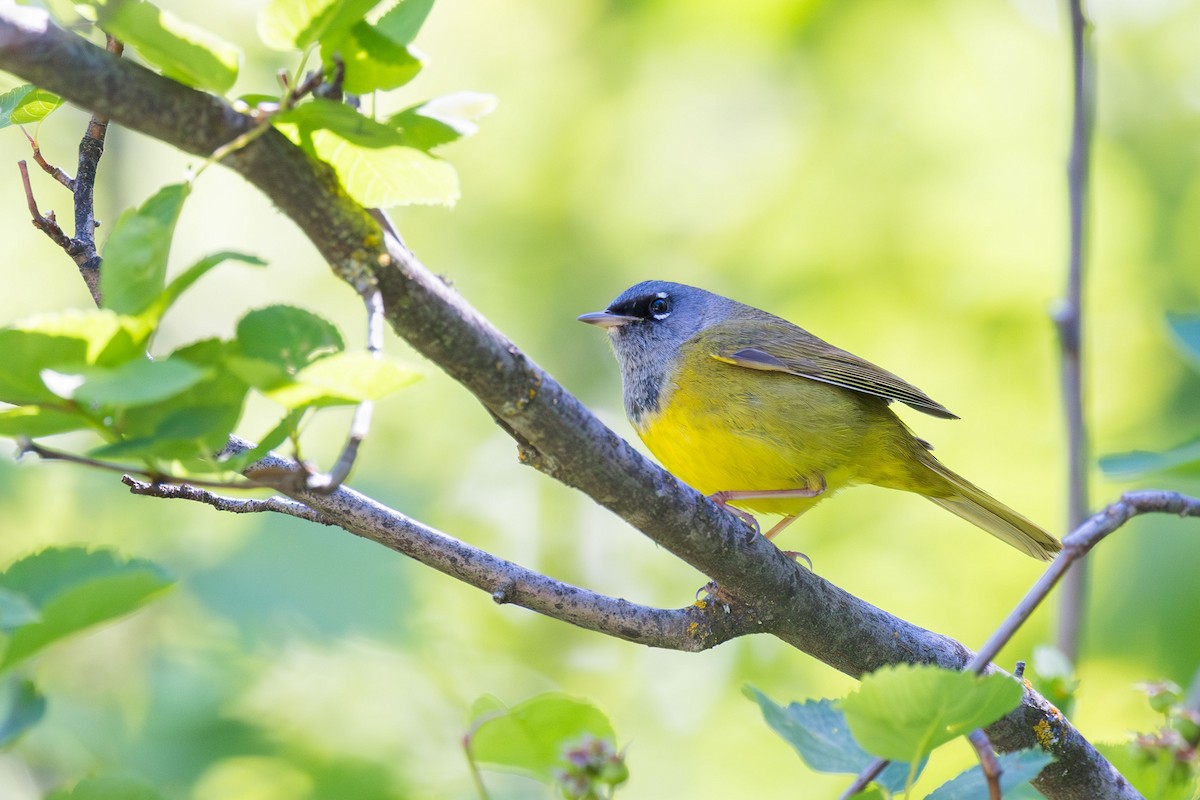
[634,346,927,518]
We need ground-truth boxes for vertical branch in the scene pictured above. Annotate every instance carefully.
[70,35,122,305]
[1054,0,1094,664]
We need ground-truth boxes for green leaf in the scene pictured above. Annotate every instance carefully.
[0,309,148,405]
[746,689,916,794]
[841,665,1023,764]
[258,0,383,51]
[1167,314,1200,371]
[46,775,166,800]
[79,0,239,93]
[468,693,617,783]
[0,547,174,670]
[264,352,421,409]
[0,85,63,128]
[373,0,436,45]
[322,21,423,94]
[145,251,266,325]
[0,679,46,748]
[236,305,345,372]
[0,589,39,631]
[1099,439,1200,479]
[46,357,209,408]
[469,693,507,720]
[89,339,250,463]
[0,331,84,406]
[100,183,192,316]
[0,406,92,438]
[387,91,497,152]
[274,99,459,207]
[925,748,1053,800]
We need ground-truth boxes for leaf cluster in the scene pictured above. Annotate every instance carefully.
[0,181,419,478]
[749,664,1051,799]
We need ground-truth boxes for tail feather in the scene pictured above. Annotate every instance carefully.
[920,458,1061,561]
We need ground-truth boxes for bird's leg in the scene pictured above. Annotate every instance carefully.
[764,515,798,540]
[708,476,827,540]
[710,475,827,507]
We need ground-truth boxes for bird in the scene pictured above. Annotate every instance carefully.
[578,280,1061,561]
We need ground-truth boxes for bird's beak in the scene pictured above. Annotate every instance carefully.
[577,311,638,329]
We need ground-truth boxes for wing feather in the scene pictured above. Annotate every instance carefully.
[707,321,958,420]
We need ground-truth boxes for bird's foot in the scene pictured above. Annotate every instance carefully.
[781,550,813,571]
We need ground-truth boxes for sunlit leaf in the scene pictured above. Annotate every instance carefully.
[0,547,174,670]
[925,748,1053,799]
[0,329,88,405]
[387,91,497,151]
[274,99,459,206]
[100,183,192,316]
[373,0,436,45]
[264,352,421,409]
[468,693,617,783]
[258,0,382,51]
[0,679,46,748]
[841,665,1023,764]
[746,688,916,794]
[79,0,239,93]
[0,85,63,128]
[322,21,423,94]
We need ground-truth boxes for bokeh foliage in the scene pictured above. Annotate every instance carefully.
[1,0,1199,797]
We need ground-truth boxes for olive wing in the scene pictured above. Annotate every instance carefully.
[707,321,958,420]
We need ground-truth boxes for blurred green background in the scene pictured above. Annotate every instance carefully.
[2,0,1200,797]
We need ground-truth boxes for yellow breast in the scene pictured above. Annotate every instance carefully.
[633,337,909,518]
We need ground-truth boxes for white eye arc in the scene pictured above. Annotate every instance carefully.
[649,293,671,320]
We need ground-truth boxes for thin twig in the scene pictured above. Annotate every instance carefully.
[17,438,262,491]
[1054,0,1095,666]
[970,491,1200,674]
[18,159,73,250]
[121,476,332,524]
[839,758,888,799]
[305,288,382,494]
[967,729,1003,800]
[23,127,73,188]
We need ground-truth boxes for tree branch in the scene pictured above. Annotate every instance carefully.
[0,10,1182,799]
[1054,0,1095,666]
[121,439,762,652]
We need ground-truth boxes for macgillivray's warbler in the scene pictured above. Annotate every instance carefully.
[579,280,1061,561]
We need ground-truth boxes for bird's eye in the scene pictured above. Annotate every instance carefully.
[649,296,671,318]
